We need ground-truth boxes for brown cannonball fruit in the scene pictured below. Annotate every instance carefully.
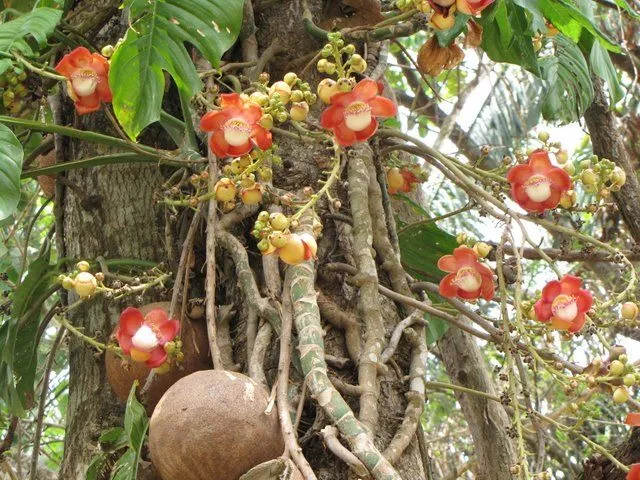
[149,370,284,480]
[105,302,211,414]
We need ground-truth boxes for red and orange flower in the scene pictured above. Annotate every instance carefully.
[437,246,495,301]
[387,167,420,194]
[456,0,494,15]
[200,94,272,158]
[533,275,593,333]
[506,150,572,213]
[115,307,180,368]
[628,464,640,480]
[54,47,112,115]
[320,78,397,147]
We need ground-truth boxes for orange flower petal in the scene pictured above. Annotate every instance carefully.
[368,96,397,118]
[353,78,379,102]
[625,413,640,427]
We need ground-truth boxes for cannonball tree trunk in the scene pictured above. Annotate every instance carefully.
[56,1,512,479]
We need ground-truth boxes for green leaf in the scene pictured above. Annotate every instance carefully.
[435,14,471,47]
[86,453,108,480]
[478,0,540,74]
[124,382,149,451]
[538,0,620,52]
[398,221,458,282]
[99,426,128,449]
[111,449,138,480]
[0,124,24,220]
[0,248,54,413]
[0,8,62,57]
[608,0,640,18]
[539,35,594,123]
[109,0,244,140]
[589,42,623,105]
[425,314,450,345]
[107,382,150,480]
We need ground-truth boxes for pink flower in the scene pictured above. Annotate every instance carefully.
[437,246,495,301]
[115,307,180,368]
[533,275,593,333]
[507,150,572,213]
[320,78,397,146]
[200,94,272,158]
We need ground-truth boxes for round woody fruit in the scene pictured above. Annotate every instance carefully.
[149,370,284,480]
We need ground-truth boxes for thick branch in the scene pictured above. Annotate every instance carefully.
[348,146,385,434]
[289,261,401,480]
[584,78,640,242]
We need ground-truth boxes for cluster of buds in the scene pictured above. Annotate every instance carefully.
[455,233,493,259]
[252,71,317,125]
[317,33,367,83]
[214,150,277,211]
[576,155,626,200]
[58,260,103,299]
[0,66,36,116]
[251,211,318,265]
[386,165,425,194]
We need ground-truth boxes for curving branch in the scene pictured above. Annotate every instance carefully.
[289,260,402,480]
[348,145,386,435]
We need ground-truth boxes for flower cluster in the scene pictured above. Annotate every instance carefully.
[115,307,180,368]
[507,149,572,213]
[533,275,593,333]
[55,47,112,115]
[437,246,495,301]
[252,210,318,265]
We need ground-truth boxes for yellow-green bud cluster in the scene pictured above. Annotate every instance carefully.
[577,155,626,199]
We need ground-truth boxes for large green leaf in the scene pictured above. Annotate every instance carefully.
[539,35,594,123]
[538,0,620,52]
[478,0,540,75]
[0,124,23,220]
[109,382,149,480]
[589,40,623,106]
[399,222,457,282]
[0,8,62,73]
[0,248,55,413]
[109,0,244,140]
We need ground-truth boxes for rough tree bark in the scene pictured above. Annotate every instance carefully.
[579,429,640,480]
[438,320,518,480]
[584,78,640,243]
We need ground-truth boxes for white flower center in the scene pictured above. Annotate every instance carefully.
[131,324,159,352]
[455,267,482,292]
[223,118,251,146]
[552,294,578,322]
[524,174,552,203]
[344,101,372,132]
[71,70,99,97]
